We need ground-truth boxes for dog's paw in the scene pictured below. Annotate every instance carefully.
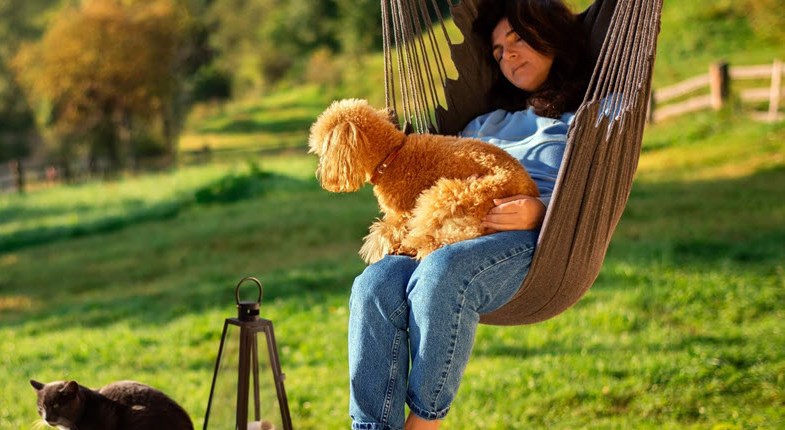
[360,221,394,263]
[413,244,439,261]
[400,234,438,261]
[392,243,417,258]
[359,239,389,264]
[360,217,411,264]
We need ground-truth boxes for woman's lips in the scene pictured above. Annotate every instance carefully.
[512,63,527,75]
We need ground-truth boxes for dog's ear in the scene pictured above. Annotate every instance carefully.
[308,119,328,157]
[316,121,367,192]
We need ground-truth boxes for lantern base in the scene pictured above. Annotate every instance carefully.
[248,420,275,430]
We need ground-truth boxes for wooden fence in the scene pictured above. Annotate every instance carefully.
[0,145,299,194]
[650,60,784,123]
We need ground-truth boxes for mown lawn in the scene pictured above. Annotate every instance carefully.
[1,107,783,429]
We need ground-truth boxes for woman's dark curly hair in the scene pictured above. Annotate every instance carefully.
[473,0,591,118]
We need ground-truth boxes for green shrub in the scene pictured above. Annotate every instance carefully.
[194,162,272,204]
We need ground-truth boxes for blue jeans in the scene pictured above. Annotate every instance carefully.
[348,230,539,430]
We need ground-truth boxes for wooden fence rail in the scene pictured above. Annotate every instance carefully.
[651,60,785,123]
[0,144,300,194]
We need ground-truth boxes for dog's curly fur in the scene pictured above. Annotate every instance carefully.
[309,98,539,263]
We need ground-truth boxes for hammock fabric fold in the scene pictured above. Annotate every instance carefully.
[381,0,664,325]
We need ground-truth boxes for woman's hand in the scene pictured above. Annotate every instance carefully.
[482,195,545,232]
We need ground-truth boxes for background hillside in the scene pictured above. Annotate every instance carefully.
[1,1,784,429]
[1,0,783,171]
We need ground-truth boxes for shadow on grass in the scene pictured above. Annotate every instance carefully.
[0,204,83,223]
[616,164,785,265]
[671,230,785,264]
[0,166,314,254]
[240,100,329,114]
[193,163,311,205]
[0,202,185,254]
[472,330,749,361]
[0,260,357,334]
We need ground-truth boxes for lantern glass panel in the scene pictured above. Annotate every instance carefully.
[209,322,241,426]
[246,327,284,430]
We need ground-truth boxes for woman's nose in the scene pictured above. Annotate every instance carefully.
[505,49,518,61]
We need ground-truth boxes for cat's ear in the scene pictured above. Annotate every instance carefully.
[62,381,79,396]
[30,380,44,391]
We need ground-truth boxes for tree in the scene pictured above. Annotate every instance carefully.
[207,0,376,93]
[0,0,48,168]
[0,62,36,163]
[12,0,190,172]
[335,0,382,57]
[206,0,274,94]
[746,0,785,44]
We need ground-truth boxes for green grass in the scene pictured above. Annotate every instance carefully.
[0,153,373,428]
[179,86,334,159]
[1,109,784,429]
[2,2,785,428]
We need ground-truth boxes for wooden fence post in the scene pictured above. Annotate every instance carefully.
[647,89,656,124]
[709,61,730,110]
[769,59,782,122]
[11,159,25,194]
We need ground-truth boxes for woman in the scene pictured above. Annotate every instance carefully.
[348,1,591,429]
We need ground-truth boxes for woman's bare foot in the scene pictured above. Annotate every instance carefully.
[404,413,441,430]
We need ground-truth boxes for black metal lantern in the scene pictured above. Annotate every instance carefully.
[204,277,292,430]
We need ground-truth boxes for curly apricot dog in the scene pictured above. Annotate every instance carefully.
[308,98,539,263]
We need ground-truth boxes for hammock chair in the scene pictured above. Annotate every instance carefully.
[379,0,664,325]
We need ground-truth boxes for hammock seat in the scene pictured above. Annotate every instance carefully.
[380,0,664,325]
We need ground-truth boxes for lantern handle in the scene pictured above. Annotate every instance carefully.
[235,276,263,305]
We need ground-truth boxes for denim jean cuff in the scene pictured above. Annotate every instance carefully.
[352,422,398,430]
[406,397,450,421]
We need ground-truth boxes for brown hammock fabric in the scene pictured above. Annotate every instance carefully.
[381,0,664,325]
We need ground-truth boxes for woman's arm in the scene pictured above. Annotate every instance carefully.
[482,194,545,232]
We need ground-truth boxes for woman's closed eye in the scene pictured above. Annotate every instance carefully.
[493,32,523,63]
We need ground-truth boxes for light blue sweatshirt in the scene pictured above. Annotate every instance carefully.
[460,107,574,209]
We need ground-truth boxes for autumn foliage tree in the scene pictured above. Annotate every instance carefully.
[13,0,190,172]
[0,0,42,168]
[745,0,785,44]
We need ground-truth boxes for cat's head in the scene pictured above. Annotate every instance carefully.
[30,379,85,429]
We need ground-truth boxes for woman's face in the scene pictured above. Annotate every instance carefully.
[491,18,554,92]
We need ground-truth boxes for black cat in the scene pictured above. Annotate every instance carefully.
[30,379,194,430]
